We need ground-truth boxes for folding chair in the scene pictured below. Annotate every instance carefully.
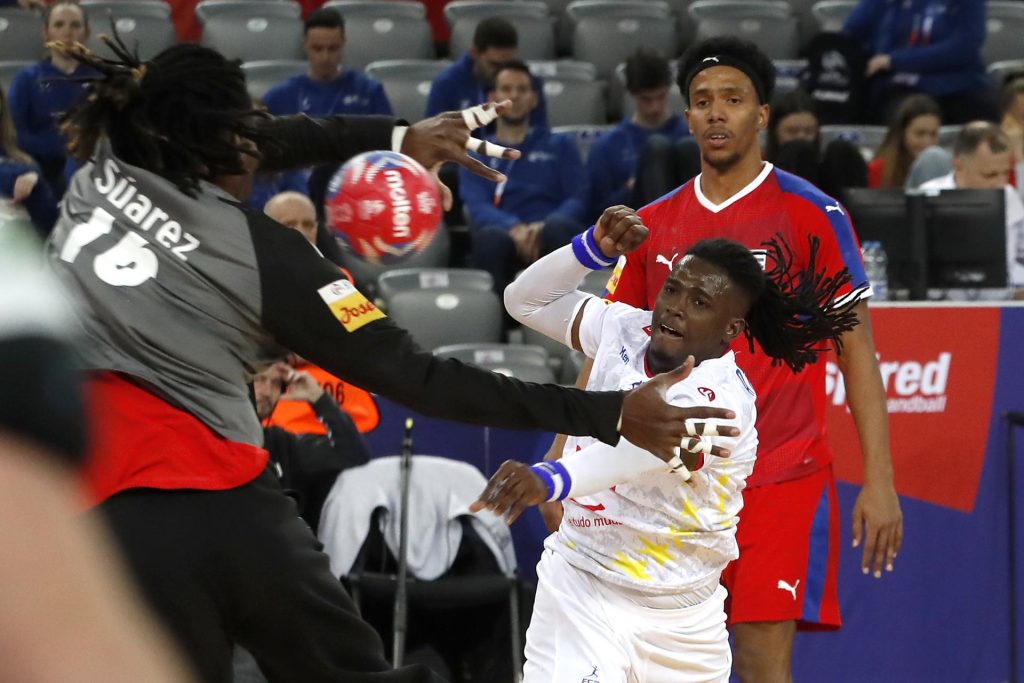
[197,0,305,62]
[567,0,677,79]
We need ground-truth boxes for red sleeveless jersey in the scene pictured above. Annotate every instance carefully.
[606,164,869,487]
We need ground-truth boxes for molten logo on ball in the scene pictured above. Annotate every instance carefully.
[325,151,441,264]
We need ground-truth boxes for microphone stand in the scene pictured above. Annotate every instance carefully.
[393,418,413,668]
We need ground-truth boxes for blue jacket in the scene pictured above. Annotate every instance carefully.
[459,127,587,230]
[424,53,548,129]
[843,0,990,97]
[585,114,690,221]
[0,153,59,237]
[7,60,97,166]
[246,170,310,211]
[262,70,393,117]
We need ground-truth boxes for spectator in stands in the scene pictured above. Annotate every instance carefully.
[585,49,689,222]
[764,89,867,198]
[425,17,547,129]
[254,362,370,532]
[869,93,941,187]
[262,8,392,117]
[264,191,381,434]
[919,122,1024,299]
[1000,76,1024,197]
[8,2,96,197]
[0,87,58,238]
[459,61,587,294]
[842,0,997,125]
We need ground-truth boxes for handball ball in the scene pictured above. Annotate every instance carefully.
[325,151,442,265]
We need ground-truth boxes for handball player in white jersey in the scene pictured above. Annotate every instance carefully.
[472,206,865,683]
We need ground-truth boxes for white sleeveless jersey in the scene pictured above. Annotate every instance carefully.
[551,300,759,594]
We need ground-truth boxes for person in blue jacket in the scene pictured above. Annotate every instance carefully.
[262,8,392,118]
[585,49,690,222]
[460,61,586,295]
[425,17,548,130]
[8,2,97,198]
[842,0,998,125]
[1,80,58,237]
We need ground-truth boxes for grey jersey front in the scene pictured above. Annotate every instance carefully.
[47,142,281,446]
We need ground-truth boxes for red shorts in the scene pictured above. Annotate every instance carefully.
[721,464,841,630]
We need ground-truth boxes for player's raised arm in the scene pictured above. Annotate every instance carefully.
[504,205,648,347]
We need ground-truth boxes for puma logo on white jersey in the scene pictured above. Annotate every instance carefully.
[777,579,800,600]
[655,253,678,270]
[825,204,845,215]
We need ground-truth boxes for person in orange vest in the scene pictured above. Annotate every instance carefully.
[263,191,380,434]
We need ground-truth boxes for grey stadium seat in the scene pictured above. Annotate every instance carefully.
[567,1,678,79]
[81,1,176,61]
[810,0,856,34]
[242,59,308,101]
[689,0,799,60]
[529,59,606,126]
[989,59,1024,85]
[774,59,809,94]
[197,0,304,62]
[323,1,433,71]
[434,343,556,383]
[0,8,44,62]
[819,124,886,161]
[377,266,492,302]
[364,59,450,122]
[550,124,614,164]
[387,287,503,350]
[446,1,556,61]
[337,228,452,300]
[983,2,1024,67]
[0,60,32,94]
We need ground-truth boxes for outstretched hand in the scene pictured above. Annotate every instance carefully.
[619,357,739,462]
[591,205,648,259]
[469,460,548,525]
[401,101,521,211]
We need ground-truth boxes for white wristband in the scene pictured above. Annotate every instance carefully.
[391,125,408,153]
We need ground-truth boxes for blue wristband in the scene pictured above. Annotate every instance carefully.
[571,228,617,270]
[530,461,573,502]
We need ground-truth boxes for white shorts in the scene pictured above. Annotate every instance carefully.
[524,550,731,683]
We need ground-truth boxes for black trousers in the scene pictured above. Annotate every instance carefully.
[99,469,442,683]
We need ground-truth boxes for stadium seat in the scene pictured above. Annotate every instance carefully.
[378,266,492,302]
[774,59,809,94]
[323,1,434,71]
[566,0,678,79]
[446,1,556,61]
[550,124,614,163]
[197,0,304,62]
[810,0,856,34]
[241,59,308,101]
[338,229,453,300]
[434,343,555,383]
[364,59,450,122]
[937,124,963,152]
[689,0,799,60]
[81,1,176,61]
[989,59,1024,85]
[785,0,826,47]
[386,286,504,350]
[0,8,43,62]
[983,2,1024,67]
[0,60,32,94]
[529,59,606,126]
[819,124,886,161]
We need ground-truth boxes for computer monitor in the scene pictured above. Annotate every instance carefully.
[920,188,1007,290]
[840,188,921,297]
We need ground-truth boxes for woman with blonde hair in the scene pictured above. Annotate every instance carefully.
[0,87,58,237]
[868,93,942,188]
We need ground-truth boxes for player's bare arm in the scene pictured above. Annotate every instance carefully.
[837,300,903,578]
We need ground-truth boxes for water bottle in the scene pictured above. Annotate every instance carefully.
[861,241,889,301]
